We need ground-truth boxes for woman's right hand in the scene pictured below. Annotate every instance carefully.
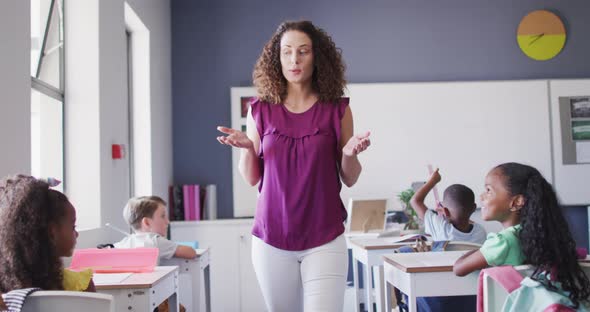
[217,126,254,150]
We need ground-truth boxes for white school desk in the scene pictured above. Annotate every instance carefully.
[161,248,211,312]
[348,237,414,312]
[95,266,179,312]
[382,251,479,312]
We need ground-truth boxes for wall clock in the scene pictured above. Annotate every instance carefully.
[517,10,566,61]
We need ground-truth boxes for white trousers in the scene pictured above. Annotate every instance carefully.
[251,235,348,312]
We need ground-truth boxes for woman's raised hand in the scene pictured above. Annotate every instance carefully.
[343,131,371,157]
[217,126,254,150]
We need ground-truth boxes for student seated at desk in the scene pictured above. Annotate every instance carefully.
[453,163,590,310]
[410,168,486,244]
[0,175,95,294]
[115,196,195,312]
[114,196,197,261]
[399,169,485,312]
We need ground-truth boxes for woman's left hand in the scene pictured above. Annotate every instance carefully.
[343,131,371,157]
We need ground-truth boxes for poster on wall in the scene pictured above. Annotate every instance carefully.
[570,97,590,141]
[240,96,254,118]
[230,87,258,217]
[570,97,590,118]
[572,120,590,141]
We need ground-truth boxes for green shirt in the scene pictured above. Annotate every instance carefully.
[480,224,525,266]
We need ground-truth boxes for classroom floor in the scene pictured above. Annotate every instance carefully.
[343,286,401,312]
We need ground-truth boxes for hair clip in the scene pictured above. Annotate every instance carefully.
[39,177,61,187]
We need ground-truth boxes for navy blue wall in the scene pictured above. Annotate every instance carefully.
[564,206,589,250]
[171,1,590,220]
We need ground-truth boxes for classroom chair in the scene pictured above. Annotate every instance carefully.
[21,291,115,312]
[444,241,481,251]
[482,263,590,312]
[482,265,535,312]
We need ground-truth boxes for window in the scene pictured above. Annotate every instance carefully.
[30,0,64,191]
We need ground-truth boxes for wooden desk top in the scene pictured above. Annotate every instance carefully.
[382,250,468,273]
[196,248,209,257]
[95,266,178,290]
[349,237,416,250]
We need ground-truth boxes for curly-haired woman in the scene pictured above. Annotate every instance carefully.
[217,20,370,311]
[0,175,95,293]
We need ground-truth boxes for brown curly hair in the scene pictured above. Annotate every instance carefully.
[253,20,346,104]
[0,175,69,291]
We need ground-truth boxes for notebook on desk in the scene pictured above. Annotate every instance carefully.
[70,248,159,273]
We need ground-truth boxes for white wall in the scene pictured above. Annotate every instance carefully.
[0,0,172,247]
[65,0,104,232]
[67,0,173,246]
[126,0,173,203]
[0,0,31,177]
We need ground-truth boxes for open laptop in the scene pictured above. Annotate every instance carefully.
[346,198,403,238]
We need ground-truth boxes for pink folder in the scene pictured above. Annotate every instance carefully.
[183,185,192,221]
[69,248,159,273]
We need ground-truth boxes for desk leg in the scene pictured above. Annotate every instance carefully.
[204,265,211,312]
[372,266,384,312]
[352,257,361,312]
[365,264,373,312]
[408,287,417,312]
[169,291,179,312]
[384,281,393,312]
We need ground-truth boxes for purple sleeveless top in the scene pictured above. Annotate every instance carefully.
[250,98,349,251]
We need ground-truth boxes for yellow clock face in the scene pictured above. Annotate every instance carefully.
[517,10,566,61]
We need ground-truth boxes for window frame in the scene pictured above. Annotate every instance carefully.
[30,0,66,190]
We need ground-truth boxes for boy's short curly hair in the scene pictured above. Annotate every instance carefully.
[0,175,69,291]
[443,184,476,218]
[123,196,166,230]
[253,20,346,104]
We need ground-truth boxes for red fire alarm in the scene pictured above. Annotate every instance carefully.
[112,144,125,159]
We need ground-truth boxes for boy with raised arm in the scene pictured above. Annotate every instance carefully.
[410,168,486,244]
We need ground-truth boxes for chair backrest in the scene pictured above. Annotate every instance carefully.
[483,271,506,312]
[444,241,481,251]
[482,265,534,312]
[21,291,114,312]
[483,262,590,312]
[483,265,573,312]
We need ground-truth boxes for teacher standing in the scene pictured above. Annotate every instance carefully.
[217,20,370,312]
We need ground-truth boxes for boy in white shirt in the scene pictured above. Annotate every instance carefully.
[410,169,486,244]
[114,196,196,261]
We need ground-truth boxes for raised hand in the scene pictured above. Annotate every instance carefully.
[343,131,371,157]
[217,126,254,150]
[428,168,441,184]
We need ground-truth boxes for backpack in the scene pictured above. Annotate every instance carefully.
[479,266,589,312]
